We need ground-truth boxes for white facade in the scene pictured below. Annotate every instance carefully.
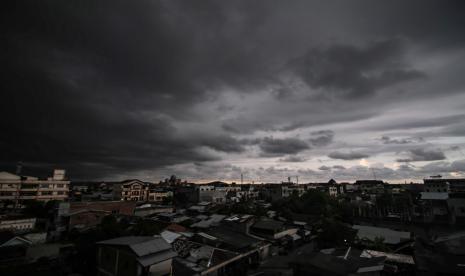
[0,170,70,203]
[0,217,36,232]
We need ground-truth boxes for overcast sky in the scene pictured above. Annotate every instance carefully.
[2,0,465,182]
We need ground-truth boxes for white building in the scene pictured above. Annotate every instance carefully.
[0,216,36,232]
[0,169,70,203]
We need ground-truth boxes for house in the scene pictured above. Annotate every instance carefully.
[147,188,172,203]
[355,180,385,194]
[201,226,268,255]
[134,204,173,217]
[171,239,256,276]
[97,236,177,276]
[291,247,386,276]
[420,192,450,223]
[60,201,137,231]
[0,231,32,248]
[250,219,298,241]
[222,214,256,234]
[448,193,465,224]
[352,225,412,245]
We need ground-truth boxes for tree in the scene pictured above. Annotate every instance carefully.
[162,195,173,205]
[316,218,357,248]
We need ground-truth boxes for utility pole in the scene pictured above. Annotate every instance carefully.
[241,173,243,185]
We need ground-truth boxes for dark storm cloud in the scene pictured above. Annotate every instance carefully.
[369,114,465,131]
[201,136,245,153]
[309,130,334,147]
[380,136,422,144]
[419,159,465,174]
[289,39,426,99]
[259,137,310,156]
[1,0,272,178]
[279,156,307,162]
[397,148,446,162]
[2,0,465,180]
[328,151,369,160]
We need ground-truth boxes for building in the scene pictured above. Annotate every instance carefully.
[172,239,258,276]
[448,193,465,224]
[291,248,386,276]
[147,188,172,203]
[355,180,385,194]
[261,184,306,202]
[0,169,70,204]
[66,201,137,231]
[119,179,149,201]
[97,236,177,276]
[197,185,227,204]
[423,178,451,193]
[352,225,412,245]
[250,219,298,241]
[0,216,36,233]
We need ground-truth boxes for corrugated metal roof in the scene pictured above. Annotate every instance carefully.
[137,248,177,267]
[160,230,181,244]
[353,225,411,245]
[131,238,172,257]
[97,236,172,257]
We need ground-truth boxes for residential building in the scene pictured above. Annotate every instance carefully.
[250,219,298,240]
[291,248,386,276]
[120,179,149,201]
[147,188,172,203]
[171,239,257,276]
[97,236,177,276]
[0,169,70,204]
[353,225,412,245]
[355,180,385,194]
[66,201,137,231]
[0,216,36,232]
[423,178,451,193]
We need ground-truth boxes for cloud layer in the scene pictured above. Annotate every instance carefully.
[1,0,465,181]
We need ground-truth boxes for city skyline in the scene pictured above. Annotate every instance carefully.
[2,1,465,182]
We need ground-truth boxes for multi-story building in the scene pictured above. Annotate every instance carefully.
[0,215,36,232]
[0,169,70,204]
[355,180,385,194]
[116,180,173,202]
[119,179,148,201]
[147,187,172,202]
[423,178,451,193]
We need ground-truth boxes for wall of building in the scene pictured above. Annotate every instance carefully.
[0,217,36,232]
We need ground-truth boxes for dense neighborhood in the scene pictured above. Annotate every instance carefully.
[1,169,464,275]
